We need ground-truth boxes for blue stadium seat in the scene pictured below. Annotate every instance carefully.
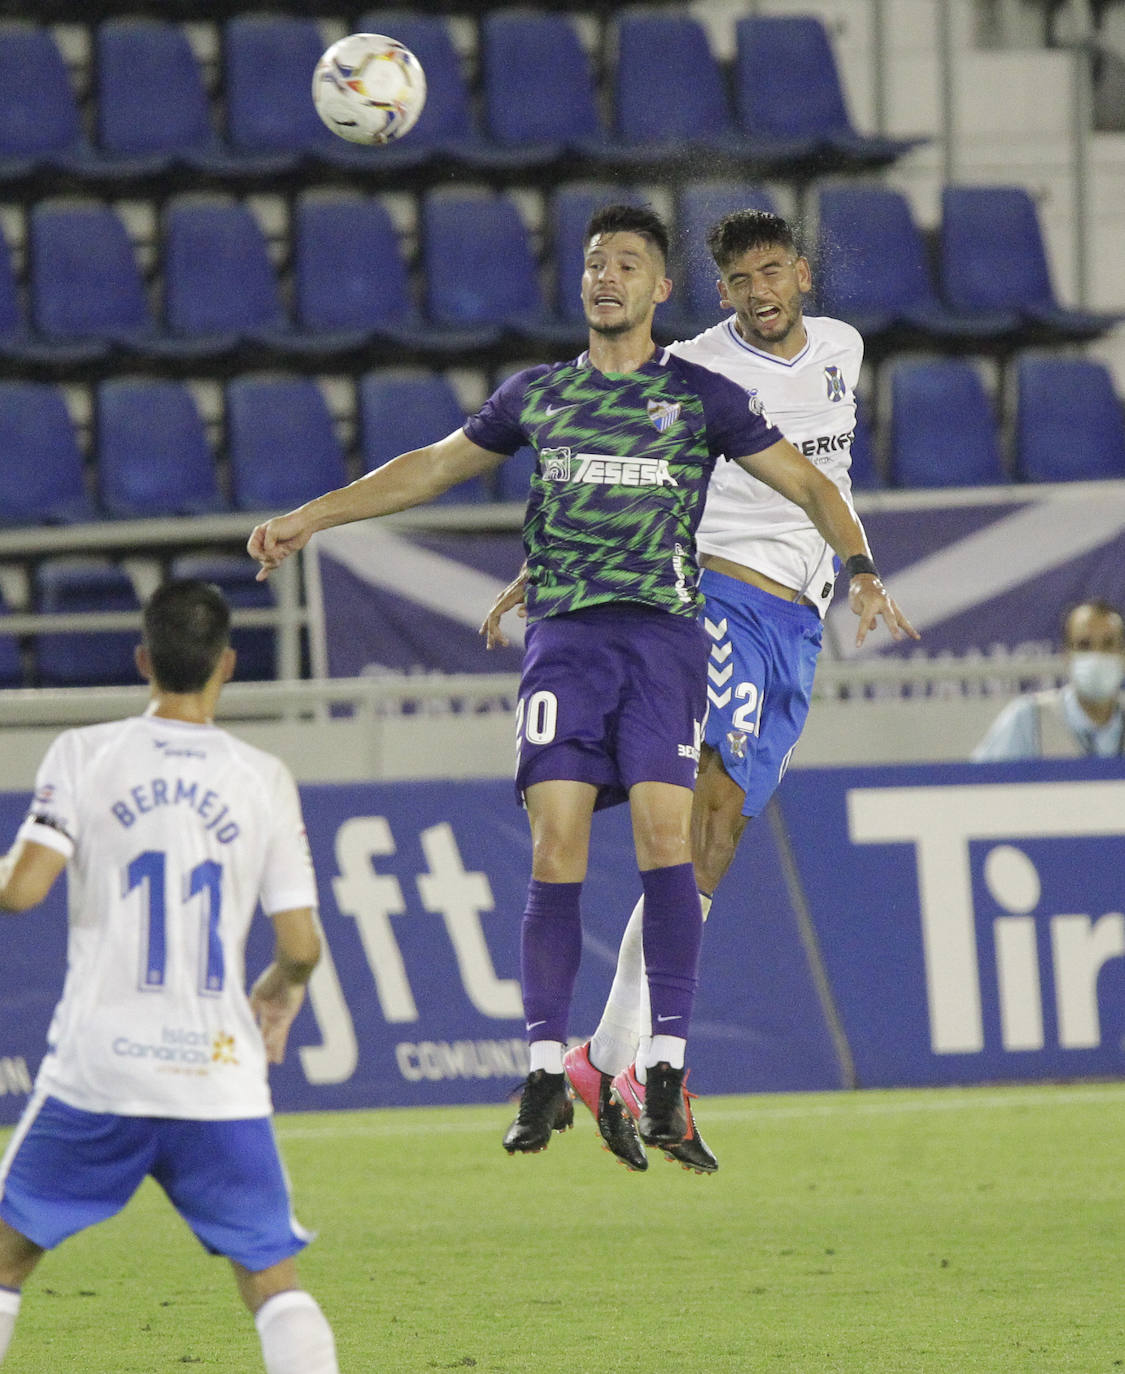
[940,186,1121,342]
[0,26,99,182]
[480,12,612,166]
[848,408,882,490]
[357,11,536,171]
[222,15,387,174]
[159,197,288,359]
[816,184,1018,342]
[421,191,577,349]
[35,560,141,687]
[97,378,224,518]
[549,183,650,333]
[734,17,927,172]
[28,202,155,360]
[675,183,782,334]
[1015,354,1125,482]
[887,359,1007,488]
[0,588,22,686]
[95,19,218,176]
[0,381,96,524]
[169,554,276,680]
[358,370,489,504]
[227,375,349,510]
[612,14,741,162]
[291,193,438,356]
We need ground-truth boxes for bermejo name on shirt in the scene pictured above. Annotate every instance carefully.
[542,447,678,487]
[109,777,242,843]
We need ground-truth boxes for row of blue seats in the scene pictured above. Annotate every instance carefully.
[0,13,920,185]
[2,351,1122,534]
[0,371,526,527]
[866,355,1125,488]
[0,179,1112,377]
[0,555,276,687]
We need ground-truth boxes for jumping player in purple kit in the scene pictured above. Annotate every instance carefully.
[248,204,906,1161]
[483,208,919,1174]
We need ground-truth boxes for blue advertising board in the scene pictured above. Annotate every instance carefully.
[774,758,1125,1087]
[4,760,1124,1125]
[0,777,841,1126]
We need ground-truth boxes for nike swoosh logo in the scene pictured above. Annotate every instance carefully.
[656,1014,682,1023]
[526,1020,547,1031]
[544,403,576,416]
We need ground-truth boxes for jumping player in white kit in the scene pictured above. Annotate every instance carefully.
[0,580,339,1373]
[483,209,917,1173]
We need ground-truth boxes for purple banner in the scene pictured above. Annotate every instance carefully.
[315,488,1125,675]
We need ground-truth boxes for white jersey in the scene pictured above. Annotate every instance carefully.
[671,313,864,618]
[16,710,317,1120]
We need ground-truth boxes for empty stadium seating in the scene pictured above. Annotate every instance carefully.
[887,358,1008,488]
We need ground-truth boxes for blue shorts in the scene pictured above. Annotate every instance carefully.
[699,569,823,818]
[0,1093,311,1271]
[515,604,710,811]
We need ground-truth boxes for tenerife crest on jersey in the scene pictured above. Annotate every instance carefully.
[646,398,682,433]
[824,365,847,402]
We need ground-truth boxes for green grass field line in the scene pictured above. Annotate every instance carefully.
[3,1082,1125,1372]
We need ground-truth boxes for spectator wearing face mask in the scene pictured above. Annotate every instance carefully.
[972,599,1125,760]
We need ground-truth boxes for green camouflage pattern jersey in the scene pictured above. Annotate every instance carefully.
[463,348,782,621]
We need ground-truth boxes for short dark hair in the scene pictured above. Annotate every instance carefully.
[1062,598,1125,644]
[143,579,231,693]
[706,209,801,274]
[583,203,670,266]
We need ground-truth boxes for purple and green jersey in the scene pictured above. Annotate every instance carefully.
[463,348,783,621]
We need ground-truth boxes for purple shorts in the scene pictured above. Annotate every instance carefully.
[515,604,709,810]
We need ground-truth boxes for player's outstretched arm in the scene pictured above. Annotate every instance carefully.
[0,839,66,912]
[733,438,921,648]
[250,907,321,1064]
[479,563,529,650]
[248,430,507,581]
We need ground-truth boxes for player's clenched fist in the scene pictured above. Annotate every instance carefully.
[248,510,314,581]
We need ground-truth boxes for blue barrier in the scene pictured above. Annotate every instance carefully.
[0,777,840,1125]
[3,760,1121,1125]
[775,758,1125,1087]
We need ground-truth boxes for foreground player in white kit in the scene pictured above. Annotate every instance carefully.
[0,581,338,1373]
[485,210,917,1173]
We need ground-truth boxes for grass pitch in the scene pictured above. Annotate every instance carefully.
[3,1082,1125,1372]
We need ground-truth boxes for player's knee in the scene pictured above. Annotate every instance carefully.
[633,818,692,871]
[529,832,586,883]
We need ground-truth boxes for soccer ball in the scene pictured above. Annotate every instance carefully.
[311,33,427,146]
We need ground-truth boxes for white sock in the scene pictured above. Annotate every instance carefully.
[589,896,644,1076]
[634,951,653,1084]
[255,1290,338,1374]
[528,1040,564,1075]
[644,1034,686,1072]
[0,1286,21,1363]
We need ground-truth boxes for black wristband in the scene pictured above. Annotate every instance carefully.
[845,554,879,579]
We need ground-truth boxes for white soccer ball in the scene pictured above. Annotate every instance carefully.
[311,33,427,146]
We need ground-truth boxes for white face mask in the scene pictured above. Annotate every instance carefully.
[1069,651,1125,704]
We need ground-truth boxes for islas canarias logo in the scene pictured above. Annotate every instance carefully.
[211,1031,239,1066]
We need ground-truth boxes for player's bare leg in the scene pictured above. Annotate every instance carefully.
[0,1218,43,1364]
[691,743,749,897]
[233,1257,339,1374]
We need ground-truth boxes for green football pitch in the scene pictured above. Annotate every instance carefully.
[3,1082,1124,1373]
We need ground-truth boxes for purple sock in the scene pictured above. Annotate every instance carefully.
[519,879,583,1044]
[641,862,702,1036]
